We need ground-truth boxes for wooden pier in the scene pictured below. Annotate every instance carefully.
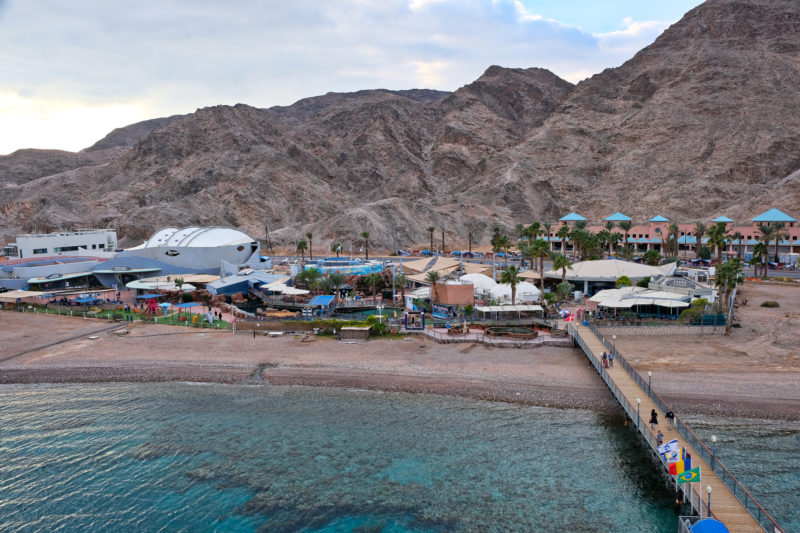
[570,323,783,533]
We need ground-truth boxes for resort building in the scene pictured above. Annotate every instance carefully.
[543,258,677,297]
[2,229,117,259]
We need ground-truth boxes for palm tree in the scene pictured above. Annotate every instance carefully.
[769,222,789,262]
[550,252,573,282]
[364,272,382,300]
[500,265,522,305]
[296,239,307,264]
[609,232,622,257]
[596,230,611,259]
[714,258,743,336]
[328,272,346,302]
[526,222,542,242]
[330,242,342,257]
[427,226,435,254]
[604,221,616,232]
[361,231,370,260]
[425,270,441,303]
[706,222,729,264]
[498,234,511,267]
[517,241,532,270]
[305,231,314,262]
[393,273,407,303]
[557,225,570,255]
[618,221,633,259]
[731,231,744,260]
[543,222,553,250]
[694,222,707,257]
[440,227,446,254]
[531,239,550,293]
[667,222,680,257]
[751,242,768,279]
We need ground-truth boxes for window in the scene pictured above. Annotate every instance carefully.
[92,244,97,249]
[99,244,105,249]
[33,248,48,254]
[54,246,80,252]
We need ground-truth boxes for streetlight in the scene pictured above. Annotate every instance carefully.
[612,334,616,354]
[706,485,712,518]
[648,370,652,393]
[711,434,718,460]
[636,398,641,428]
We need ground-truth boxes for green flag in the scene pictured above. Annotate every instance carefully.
[677,467,700,484]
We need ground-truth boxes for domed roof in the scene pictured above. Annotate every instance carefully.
[144,227,255,248]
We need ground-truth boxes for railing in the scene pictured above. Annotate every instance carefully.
[579,322,784,533]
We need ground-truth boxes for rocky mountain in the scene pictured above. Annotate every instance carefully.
[2,0,799,250]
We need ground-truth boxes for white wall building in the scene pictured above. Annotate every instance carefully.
[3,229,118,259]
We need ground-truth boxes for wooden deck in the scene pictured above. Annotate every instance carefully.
[572,323,768,533]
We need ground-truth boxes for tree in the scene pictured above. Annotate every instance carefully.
[550,252,573,282]
[667,222,680,257]
[500,265,522,305]
[604,221,616,232]
[556,281,573,301]
[751,242,768,279]
[174,277,184,292]
[615,275,632,288]
[543,222,553,250]
[526,222,542,242]
[305,231,314,261]
[316,276,334,296]
[643,249,661,266]
[706,222,729,264]
[698,246,711,261]
[557,225,570,255]
[609,232,622,257]
[767,222,788,262]
[393,273,407,303]
[364,273,382,300]
[427,226,436,254]
[731,231,744,261]
[596,229,611,259]
[531,239,550,293]
[694,222,707,257]
[328,272,346,302]
[330,242,342,257]
[618,221,633,259]
[425,270,441,303]
[361,231,370,260]
[714,258,743,335]
[296,239,308,264]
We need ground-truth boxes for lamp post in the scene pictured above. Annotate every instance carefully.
[711,434,718,467]
[612,334,616,355]
[706,485,712,518]
[648,370,652,393]
[636,398,641,428]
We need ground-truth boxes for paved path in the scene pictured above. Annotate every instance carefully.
[573,323,765,533]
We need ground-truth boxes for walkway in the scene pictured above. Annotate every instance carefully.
[571,323,773,533]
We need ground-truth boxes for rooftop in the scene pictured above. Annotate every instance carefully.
[752,208,796,223]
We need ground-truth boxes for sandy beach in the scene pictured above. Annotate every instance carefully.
[2,281,798,420]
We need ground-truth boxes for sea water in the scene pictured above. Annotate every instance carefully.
[1,383,687,532]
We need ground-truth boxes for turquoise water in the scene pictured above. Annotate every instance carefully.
[681,414,799,532]
[0,384,682,532]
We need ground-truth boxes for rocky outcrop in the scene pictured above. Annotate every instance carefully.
[1,0,799,248]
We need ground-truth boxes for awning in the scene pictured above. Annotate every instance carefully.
[476,305,543,313]
[91,267,162,274]
[73,297,101,303]
[136,293,164,299]
[263,282,310,295]
[27,271,94,284]
[175,302,203,308]
[0,290,46,303]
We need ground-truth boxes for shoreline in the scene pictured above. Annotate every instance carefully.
[2,310,799,421]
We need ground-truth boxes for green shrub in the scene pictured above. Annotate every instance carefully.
[637,276,651,288]
[181,293,193,303]
[760,301,779,308]
[370,322,388,335]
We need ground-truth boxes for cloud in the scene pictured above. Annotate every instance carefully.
[0,0,691,152]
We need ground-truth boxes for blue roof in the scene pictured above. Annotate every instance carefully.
[136,293,164,299]
[559,212,586,221]
[309,295,335,307]
[752,208,796,222]
[649,215,669,222]
[74,297,101,303]
[175,302,203,308]
[712,216,734,223]
[604,212,632,221]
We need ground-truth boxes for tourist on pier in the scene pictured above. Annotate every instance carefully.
[602,352,608,368]
[657,430,664,446]
[665,409,675,428]
[650,409,658,430]
[608,351,614,367]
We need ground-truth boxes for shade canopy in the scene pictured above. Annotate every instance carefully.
[136,293,164,299]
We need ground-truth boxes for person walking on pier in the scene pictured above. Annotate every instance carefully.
[665,409,674,429]
[656,430,664,446]
[602,352,608,368]
[649,409,658,430]
[608,351,614,367]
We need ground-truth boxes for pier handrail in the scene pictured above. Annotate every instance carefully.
[583,322,784,533]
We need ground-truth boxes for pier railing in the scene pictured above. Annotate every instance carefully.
[581,322,784,533]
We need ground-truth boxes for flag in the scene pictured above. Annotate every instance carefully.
[669,459,685,476]
[677,467,700,484]
[658,439,679,456]
[564,313,575,322]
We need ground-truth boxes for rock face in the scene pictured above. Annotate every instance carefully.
[2,0,799,249]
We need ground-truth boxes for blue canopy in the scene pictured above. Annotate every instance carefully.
[158,302,172,307]
[74,297,100,303]
[175,302,203,308]
[309,295,335,306]
[691,518,730,533]
[136,293,163,299]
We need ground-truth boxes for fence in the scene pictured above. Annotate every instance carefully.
[595,325,725,336]
[9,304,232,330]
[581,321,783,533]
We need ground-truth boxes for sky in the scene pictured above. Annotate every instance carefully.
[0,0,703,155]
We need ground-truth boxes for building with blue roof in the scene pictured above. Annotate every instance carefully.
[649,215,669,222]
[559,212,586,223]
[752,208,796,225]
[604,212,632,222]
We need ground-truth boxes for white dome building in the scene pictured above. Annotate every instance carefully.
[92,227,266,287]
